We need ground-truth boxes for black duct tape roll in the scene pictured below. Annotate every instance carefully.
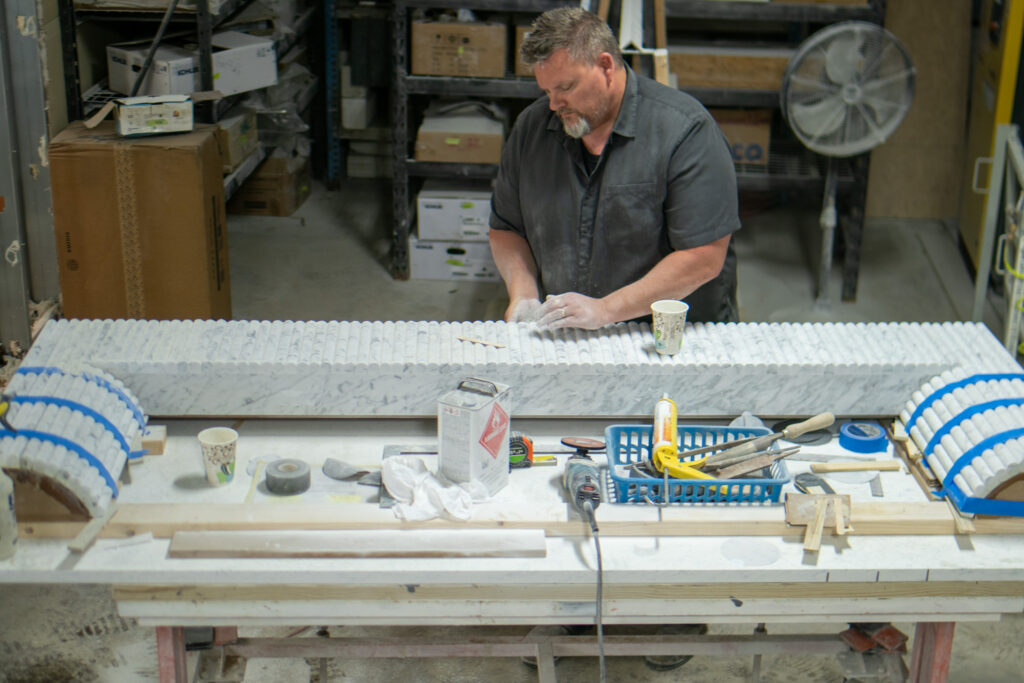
[266,458,311,495]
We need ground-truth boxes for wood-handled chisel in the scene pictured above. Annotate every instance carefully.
[702,412,835,468]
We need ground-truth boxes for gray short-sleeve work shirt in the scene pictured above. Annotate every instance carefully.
[490,67,740,323]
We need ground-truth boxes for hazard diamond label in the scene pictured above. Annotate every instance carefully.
[479,402,509,459]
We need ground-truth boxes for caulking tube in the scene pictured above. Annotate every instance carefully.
[653,395,678,461]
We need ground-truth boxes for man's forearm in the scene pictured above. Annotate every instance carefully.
[489,229,541,302]
[600,235,730,323]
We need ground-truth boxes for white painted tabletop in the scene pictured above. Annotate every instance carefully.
[4,418,1024,626]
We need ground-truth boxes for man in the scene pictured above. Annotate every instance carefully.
[489,7,740,329]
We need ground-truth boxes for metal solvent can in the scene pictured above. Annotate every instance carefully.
[438,377,512,496]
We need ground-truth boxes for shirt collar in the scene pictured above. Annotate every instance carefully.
[544,64,640,141]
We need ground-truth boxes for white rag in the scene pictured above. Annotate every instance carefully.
[382,457,489,521]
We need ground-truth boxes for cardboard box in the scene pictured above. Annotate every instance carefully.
[668,45,793,91]
[408,234,500,281]
[87,95,194,137]
[228,154,311,216]
[417,180,493,241]
[710,108,771,166]
[414,112,504,164]
[438,377,511,496]
[342,92,376,129]
[49,121,231,320]
[411,21,506,78]
[514,25,532,77]
[106,42,196,96]
[216,111,259,173]
[347,153,392,179]
[107,31,277,97]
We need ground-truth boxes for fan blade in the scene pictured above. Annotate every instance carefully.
[860,67,916,94]
[854,100,889,148]
[861,92,904,125]
[824,31,866,85]
[790,96,847,138]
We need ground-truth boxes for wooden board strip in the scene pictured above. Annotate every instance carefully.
[169,529,547,559]
[16,501,1024,540]
[68,502,119,553]
[113,581,1024,605]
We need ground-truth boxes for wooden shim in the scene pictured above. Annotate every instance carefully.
[16,501,1024,540]
[141,425,167,456]
[946,499,976,535]
[804,497,828,551]
[169,529,547,559]
[113,581,1024,605]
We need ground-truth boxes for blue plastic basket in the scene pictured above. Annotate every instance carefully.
[605,424,790,505]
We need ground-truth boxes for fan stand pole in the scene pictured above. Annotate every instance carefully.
[816,157,839,305]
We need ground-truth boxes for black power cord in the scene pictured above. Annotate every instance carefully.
[582,500,606,683]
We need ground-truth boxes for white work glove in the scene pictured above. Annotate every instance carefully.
[507,297,542,323]
[538,293,610,330]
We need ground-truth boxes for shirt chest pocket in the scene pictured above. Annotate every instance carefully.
[598,182,662,248]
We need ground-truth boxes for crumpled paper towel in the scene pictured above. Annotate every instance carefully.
[382,457,490,521]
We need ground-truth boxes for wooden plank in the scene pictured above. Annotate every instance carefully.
[17,500,1024,540]
[804,497,827,551]
[169,529,547,559]
[811,460,902,473]
[113,581,1024,605]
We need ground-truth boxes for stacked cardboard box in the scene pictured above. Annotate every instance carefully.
[709,108,772,167]
[410,179,500,281]
[228,151,311,216]
[49,121,231,320]
[106,31,277,97]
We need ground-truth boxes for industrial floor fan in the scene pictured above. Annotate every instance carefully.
[780,21,916,304]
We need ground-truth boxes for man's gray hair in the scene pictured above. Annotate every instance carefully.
[519,8,624,68]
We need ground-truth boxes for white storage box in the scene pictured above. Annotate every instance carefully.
[417,180,493,241]
[107,31,277,96]
[408,234,500,281]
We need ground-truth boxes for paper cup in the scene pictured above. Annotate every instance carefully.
[652,300,689,355]
[198,427,238,486]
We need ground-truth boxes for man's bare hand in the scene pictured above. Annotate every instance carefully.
[538,293,610,330]
[507,298,542,322]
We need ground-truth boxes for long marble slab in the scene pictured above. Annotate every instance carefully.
[20,319,1021,418]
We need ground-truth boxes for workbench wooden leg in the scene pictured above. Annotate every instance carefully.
[908,622,955,683]
[156,626,187,683]
[212,626,238,646]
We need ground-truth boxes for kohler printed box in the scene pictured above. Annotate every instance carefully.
[107,31,276,96]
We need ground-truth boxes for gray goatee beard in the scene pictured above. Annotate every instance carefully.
[561,113,592,139]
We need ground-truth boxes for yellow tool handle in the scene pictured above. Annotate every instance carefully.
[810,460,902,473]
[653,451,714,480]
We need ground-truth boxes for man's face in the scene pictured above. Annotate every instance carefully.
[534,49,614,139]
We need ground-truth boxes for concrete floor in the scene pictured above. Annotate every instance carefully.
[2,179,1022,682]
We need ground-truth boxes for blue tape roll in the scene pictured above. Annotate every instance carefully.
[839,422,889,453]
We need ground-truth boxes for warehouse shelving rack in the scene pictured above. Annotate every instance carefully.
[387,0,885,302]
[59,0,318,199]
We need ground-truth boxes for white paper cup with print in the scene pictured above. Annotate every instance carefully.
[652,300,689,355]
[198,427,238,486]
